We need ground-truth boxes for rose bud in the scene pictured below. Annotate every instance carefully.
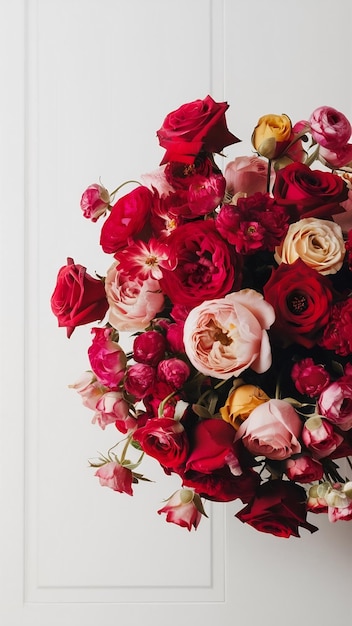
[301,416,344,459]
[95,461,133,495]
[124,363,156,399]
[157,358,190,390]
[157,489,206,531]
[80,183,110,221]
[133,330,166,366]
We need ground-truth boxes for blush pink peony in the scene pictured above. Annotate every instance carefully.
[183,288,275,379]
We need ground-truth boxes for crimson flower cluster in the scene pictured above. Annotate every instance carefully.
[52,96,352,537]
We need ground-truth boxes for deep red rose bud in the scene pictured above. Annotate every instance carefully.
[124,363,156,399]
[157,358,190,390]
[133,330,166,366]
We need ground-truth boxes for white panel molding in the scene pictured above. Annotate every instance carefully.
[21,0,228,613]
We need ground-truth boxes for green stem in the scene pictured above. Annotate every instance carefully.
[110,180,142,198]
[266,159,272,193]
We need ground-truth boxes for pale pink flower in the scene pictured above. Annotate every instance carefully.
[183,288,275,379]
[105,262,165,332]
[225,155,269,197]
[157,489,204,531]
[92,390,133,432]
[318,377,352,431]
[235,399,302,461]
[95,461,133,495]
[69,371,106,410]
[140,166,175,197]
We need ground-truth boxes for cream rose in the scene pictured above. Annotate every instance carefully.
[274,217,345,275]
[105,262,165,332]
[183,289,275,380]
[235,398,302,460]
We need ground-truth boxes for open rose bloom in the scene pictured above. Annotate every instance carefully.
[52,96,352,539]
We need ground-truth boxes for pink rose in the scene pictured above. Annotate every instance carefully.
[93,390,133,433]
[291,358,330,397]
[157,358,190,389]
[235,399,302,461]
[319,144,352,169]
[95,461,133,495]
[224,156,269,197]
[157,489,204,531]
[309,106,352,150]
[183,289,275,379]
[105,263,165,332]
[285,455,324,483]
[318,373,352,431]
[124,363,156,399]
[80,183,110,221]
[329,502,352,522]
[100,186,153,254]
[88,327,127,389]
[133,330,166,366]
[301,416,343,459]
[187,173,226,216]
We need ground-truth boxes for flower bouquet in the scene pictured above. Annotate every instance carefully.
[51,95,352,538]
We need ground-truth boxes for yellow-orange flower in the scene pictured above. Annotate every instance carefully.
[220,384,270,430]
[252,113,292,159]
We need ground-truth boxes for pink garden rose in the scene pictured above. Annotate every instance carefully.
[183,288,275,379]
[88,327,127,389]
[92,390,133,433]
[95,461,133,495]
[157,489,204,531]
[285,455,324,483]
[80,183,110,221]
[318,368,352,431]
[105,263,165,332]
[235,399,302,461]
[301,416,344,459]
[291,358,330,397]
[225,155,269,197]
[309,106,352,150]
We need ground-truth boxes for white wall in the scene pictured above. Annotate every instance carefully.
[1,1,351,625]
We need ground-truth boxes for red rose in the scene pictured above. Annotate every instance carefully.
[319,299,352,356]
[263,258,333,348]
[100,186,153,254]
[157,95,240,165]
[273,162,348,220]
[236,480,318,538]
[132,417,189,472]
[160,220,240,308]
[164,156,214,190]
[291,358,330,397]
[51,257,109,338]
[185,418,239,474]
[182,466,260,503]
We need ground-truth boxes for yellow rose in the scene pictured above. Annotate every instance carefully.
[220,384,270,430]
[251,113,292,159]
